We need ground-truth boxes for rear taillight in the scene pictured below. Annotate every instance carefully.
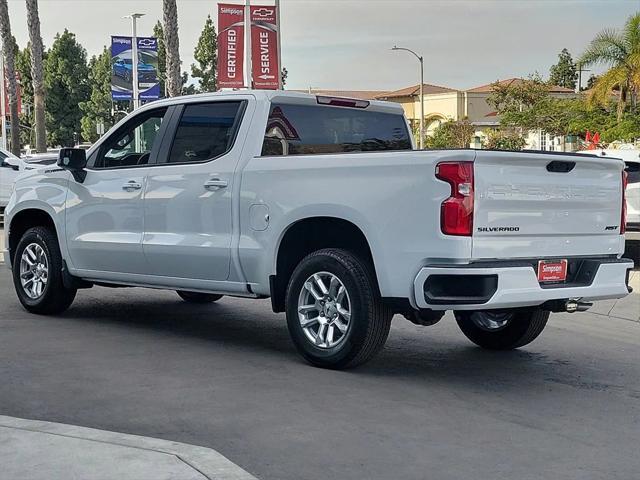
[435,161,474,236]
[621,170,628,235]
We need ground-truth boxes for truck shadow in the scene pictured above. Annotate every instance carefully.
[54,288,640,400]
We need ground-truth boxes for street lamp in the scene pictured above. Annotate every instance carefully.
[392,46,424,149]
[124,13,145,109]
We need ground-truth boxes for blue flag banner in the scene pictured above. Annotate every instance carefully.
[111,36,161,101]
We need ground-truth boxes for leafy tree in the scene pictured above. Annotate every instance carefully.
[191,15,217,92]
[484,130,527,150]
[26,0,47,152]
[79,47,114,143]
[181,72,197,95]
[0,0,21,155]
[162,0,181,97]
[153,20,166,97]
[488,75,574,139]
[578,12,640,121]
[549,48,577,89]
[424,118,475,149]
[586,74,599,89]
[44,29,90,146]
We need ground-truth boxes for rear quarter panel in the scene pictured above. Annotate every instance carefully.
[239,149,475,298]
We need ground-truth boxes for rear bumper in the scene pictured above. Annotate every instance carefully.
[413,258,634,311]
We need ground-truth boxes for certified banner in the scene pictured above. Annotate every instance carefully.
[217,3,245,89]
[111,36,160,101]
[250,5,279,90]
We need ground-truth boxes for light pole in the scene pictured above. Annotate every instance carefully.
[276,0,282,89]
[245,0,252,88]
[124,13,145,109]
[392,46,424,149]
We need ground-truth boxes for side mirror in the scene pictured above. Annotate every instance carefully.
[58,148,87,170]
[1,159,18,171]
[58,148,87,182]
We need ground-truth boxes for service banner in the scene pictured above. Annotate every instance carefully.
[111,36,160,101]
[217,4,245,88]
[250,5,279,90]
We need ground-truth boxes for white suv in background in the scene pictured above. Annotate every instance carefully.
[625,161,640,237]
[0,148,23,212]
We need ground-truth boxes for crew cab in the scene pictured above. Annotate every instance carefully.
[3,91,634,369]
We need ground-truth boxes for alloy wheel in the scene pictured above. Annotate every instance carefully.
[471,311,512,332]
[297,271,352,349]
[19,243,49,300]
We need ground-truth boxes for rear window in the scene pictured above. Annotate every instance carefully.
[166,102,244,164]
[261,103,412,156]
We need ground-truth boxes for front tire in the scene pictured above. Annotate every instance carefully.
[285,248,392,369]
[176,291,223,303]
[454,308,549,350]
[12,226,76,315]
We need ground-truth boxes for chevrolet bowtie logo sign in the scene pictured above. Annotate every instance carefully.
[253,7,274,17]
[138,38,156,47]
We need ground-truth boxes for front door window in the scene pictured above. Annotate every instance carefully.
[93,108,167,169]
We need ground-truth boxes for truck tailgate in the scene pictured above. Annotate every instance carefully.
[472,151,625,259]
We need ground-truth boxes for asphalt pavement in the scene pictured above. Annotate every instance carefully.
[0,262,638,480]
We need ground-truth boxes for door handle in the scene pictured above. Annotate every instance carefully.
[204,179,228,191]
[122,180,142,191]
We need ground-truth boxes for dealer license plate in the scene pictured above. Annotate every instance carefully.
[537,259,568,283]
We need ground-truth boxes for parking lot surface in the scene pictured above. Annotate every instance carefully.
[0,269,639,480]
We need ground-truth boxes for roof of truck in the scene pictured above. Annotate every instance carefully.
[138,89,406,114]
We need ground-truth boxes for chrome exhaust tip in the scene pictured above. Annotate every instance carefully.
[565,299,593,313]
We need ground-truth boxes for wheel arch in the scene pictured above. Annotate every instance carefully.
[8,207,58,266]
[269,216,379,313]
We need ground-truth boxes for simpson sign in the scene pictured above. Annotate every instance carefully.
[217,4,246,88]
[217,2,280,90]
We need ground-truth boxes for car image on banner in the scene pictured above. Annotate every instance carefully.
[111,36,160,101]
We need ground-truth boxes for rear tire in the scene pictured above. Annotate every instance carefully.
[285,248,392,369]
[454,308,549,350]
[12,226,76,315]
[176,291,223,303]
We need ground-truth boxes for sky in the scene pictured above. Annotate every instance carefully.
[7,0,640,92]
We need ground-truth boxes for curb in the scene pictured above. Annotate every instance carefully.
[0,415,257,480]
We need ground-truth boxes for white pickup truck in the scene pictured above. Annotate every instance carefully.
[3,91,634,369]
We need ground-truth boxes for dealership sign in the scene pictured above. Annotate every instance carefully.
[217,3,280,90]
[217,4,246,88]
[250,5,279,90]
[111,36,160,101]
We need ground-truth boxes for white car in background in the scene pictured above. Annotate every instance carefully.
[1,149,54,224]
[0,148,24,210]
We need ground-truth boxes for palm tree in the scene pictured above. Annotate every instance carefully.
[578,12,640,122]
[0,0,21,155]
[162,0,181,97]
[26,0,46,153]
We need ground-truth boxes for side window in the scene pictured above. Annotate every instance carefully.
[165,101,243,164]
[93,108,167,169]
[261,103,412,156]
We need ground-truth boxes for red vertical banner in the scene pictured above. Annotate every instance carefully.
[251,5,280,90]
[217,3,245,89]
